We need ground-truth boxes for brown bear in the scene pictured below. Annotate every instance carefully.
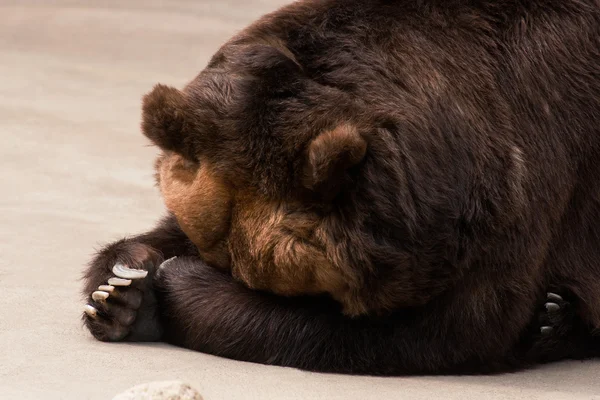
[82,0,600,374]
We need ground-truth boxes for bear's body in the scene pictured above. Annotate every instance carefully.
[83,0,600,374]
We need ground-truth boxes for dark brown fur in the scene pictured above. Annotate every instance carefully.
[83,0,600,374]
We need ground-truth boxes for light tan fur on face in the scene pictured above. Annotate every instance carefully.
[229,197,369,315]
[231,198,344,293]
[157,152,232,269]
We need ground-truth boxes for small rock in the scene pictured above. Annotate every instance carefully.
[113,381,203,400]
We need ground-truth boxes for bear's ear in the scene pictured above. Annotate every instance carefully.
[302,124,367,200]
[141,84,194,157]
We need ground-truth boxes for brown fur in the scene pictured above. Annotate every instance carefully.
[302,123,367,198]
[146,0,600,316]
[156,152,232,269]
[83,0,600,374]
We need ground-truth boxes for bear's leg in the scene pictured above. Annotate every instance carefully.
[151,257,518,374]
[83,250,598,373]
[82,214,196,341]
[153,257,600,374]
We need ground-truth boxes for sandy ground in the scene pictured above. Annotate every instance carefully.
[0,1,599,399]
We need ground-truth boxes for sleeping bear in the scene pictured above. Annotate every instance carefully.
[82,0,600,374]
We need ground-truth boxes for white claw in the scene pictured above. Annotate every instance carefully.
[84,305,98,317]
[98,285,115,293]
[112,263,148,280]
[92,291,109,302]
[540,326,554,335]
[108,277,132,287]
[156,257,177,279]
[159,256,178,270]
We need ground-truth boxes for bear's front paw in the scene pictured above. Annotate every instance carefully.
[84,262,164,342]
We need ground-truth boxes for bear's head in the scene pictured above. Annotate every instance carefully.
[142,43,378,315]
[141,41,526,316]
